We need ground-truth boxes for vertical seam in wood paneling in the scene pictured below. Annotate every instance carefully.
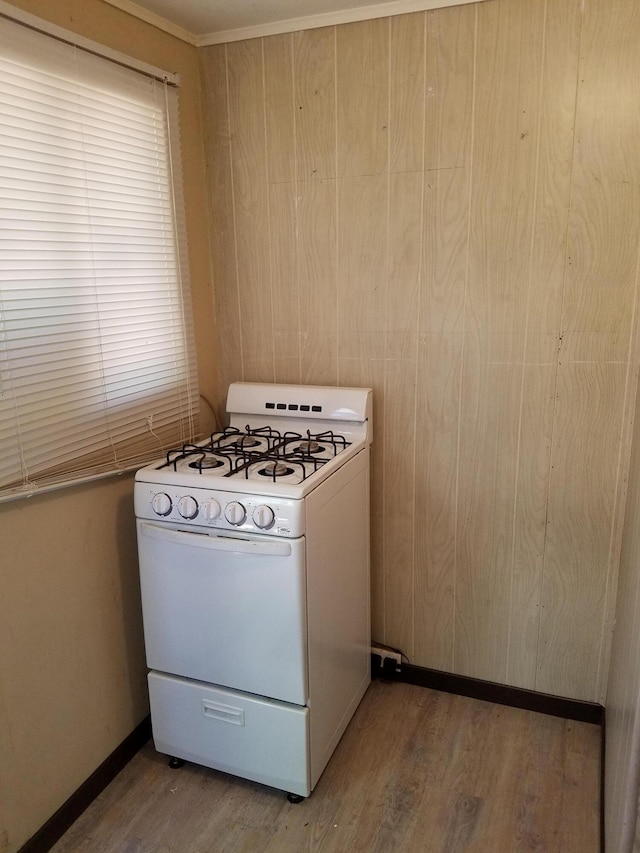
[290,33,302,372]
[410,10,427,663]
[384,19,392,366]
[453,4,478,672]
[383,17,392,647]
[505,0,549,688]
[334,25,340,388]
[413,10,428,663]
[224,43,245,380]
[261,38,276,383]
[534,0,586,693]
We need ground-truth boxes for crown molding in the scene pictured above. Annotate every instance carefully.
[198,0,489,45]
[103,0,488,48]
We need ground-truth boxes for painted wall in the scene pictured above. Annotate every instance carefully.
[201,0,640,703]
[0,3,215,852]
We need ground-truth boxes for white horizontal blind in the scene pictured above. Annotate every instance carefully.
[0,15,199,500]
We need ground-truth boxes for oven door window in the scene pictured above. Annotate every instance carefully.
[137,521,307,706]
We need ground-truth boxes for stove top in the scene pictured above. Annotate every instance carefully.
[136,425,361,499]
[162,426,352,486]
[134,382,372,533]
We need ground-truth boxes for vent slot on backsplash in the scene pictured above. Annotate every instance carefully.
[265,402,323,413]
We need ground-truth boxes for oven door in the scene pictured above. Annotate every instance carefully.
[136,520,307,706]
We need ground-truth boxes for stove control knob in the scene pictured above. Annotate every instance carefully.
[253,505,275,529]
[202,499,221,522]
[151,492,172,517]
[178,495,199,520]
[225,501,246,526]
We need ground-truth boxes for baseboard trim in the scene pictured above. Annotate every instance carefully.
[18,715,151,853]
[372,657,604,726]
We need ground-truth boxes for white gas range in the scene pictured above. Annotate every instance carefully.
[134,382,372,800]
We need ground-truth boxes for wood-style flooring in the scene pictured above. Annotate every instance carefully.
[51,681,601,852]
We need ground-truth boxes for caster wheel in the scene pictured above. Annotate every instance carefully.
[168,757,184,769]
[287,793,304,804]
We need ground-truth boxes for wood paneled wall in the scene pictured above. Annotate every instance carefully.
[200,0,640,702]
[605,373,640,853]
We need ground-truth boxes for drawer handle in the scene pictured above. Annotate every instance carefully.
[202,699,245,726]
[139,522,292,556]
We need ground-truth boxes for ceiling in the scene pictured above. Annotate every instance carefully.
[103,0,484,46]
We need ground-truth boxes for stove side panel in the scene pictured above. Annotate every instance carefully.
[304,449,371,789]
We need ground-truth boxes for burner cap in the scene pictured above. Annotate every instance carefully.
[298,440,323,454]
[259,461,294,478]
[188,457,224,470]
[234,435,261,449]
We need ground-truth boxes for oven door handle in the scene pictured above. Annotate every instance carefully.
[139,521,293,557]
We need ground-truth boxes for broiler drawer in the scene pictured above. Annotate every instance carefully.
[148,671,311,796]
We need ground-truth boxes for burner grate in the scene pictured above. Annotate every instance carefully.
[160,426,351,482]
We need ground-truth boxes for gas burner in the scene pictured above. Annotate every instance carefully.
[298,440,322,454]
[279,431,351,463]
[188,457,224,470]
[230,435,262,450]
[259,461,295,479]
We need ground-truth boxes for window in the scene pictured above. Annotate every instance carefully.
[0,11,199,501]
